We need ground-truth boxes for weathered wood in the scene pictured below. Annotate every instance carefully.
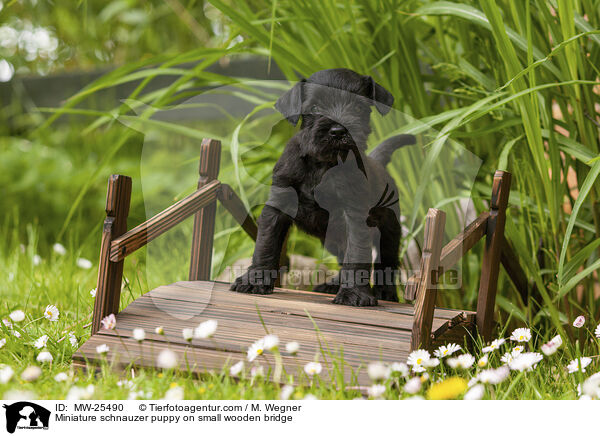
[217,184,258,240]
[189,139,222,281]
[76,280,476,384]
[109,180,220,262]
[411,209,446,351]
[92,175,132,335]
[476,170,511,340]
[404,211,490,301]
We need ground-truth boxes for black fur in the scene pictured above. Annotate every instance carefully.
[231,68,415,306]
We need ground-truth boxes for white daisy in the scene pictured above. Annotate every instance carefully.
[12,330,21,338]
[285,341,300,355]
[512,345,524,354]
[133,328,145,342]
[464,384,485,400]
[510,327,532,342]
[53,243,67,255]
[251,365,264,378]
[582,372,600,399]
[304,361,322,376]
[434,343,461,358]
[508,352,543,372]
[482,338,505,353]
[403,377,422,394]
[407,349,431,368]
[280,385,294,400]
[33,254,42,266]
[367,384,386,398]
[0,338,6,349]
[595,323,600,339]
[573,315,585,328]
[541,335,562,356]
[100,313,116,330]
[0,365,14,384]
[447,353,475,369]
[262,334,279,351]
[156,349,178,369]
[501,352,514,364]
[424,357,440,368]
[2,319,12,328]
[163,386,184,400]
[303,394,318,400]
[33,335,48,349]
[182,328,194,342]
[194,320,218,339]
[68,333,78,348]
[367,362,391,381]
[96,344,109,354]
[155,326,164,335]
[390,362,409,377]
[479,366,509,384]
[567,357,592,373]
[44,305,60,322]
[9,310,25,322]
[21,365,42,382]
[54,372,69,382]
[247,338,265,362]
[90,288,97,298]
[230,361,244,376]
[76,257,93,269]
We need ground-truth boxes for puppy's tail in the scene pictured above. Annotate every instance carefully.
[369,134,416,166]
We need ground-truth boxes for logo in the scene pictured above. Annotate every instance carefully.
[2,402,50,433]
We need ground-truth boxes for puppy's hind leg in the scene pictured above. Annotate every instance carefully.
[371,211,401,302]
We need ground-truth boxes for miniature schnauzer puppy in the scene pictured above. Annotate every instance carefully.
[230,68,415,306]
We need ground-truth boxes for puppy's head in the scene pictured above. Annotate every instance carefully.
[275,68,394,161]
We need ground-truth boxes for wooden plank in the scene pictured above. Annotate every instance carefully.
[217,184,258,240]
[411,209,446,351]
[476,171,511,340]
[189,138,222,281]
[109,180,220,262]
[404,211,489,301]
[92,175,131,335]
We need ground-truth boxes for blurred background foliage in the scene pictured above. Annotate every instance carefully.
[1,0,600,337]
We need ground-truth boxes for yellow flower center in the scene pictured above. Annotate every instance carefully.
[443,350,448,355]
[257,348,263,355]
[519,336,524,340]
[416,358,422,364]
[46,311,52,317]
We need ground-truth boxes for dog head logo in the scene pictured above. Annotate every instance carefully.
[2,402,50,433]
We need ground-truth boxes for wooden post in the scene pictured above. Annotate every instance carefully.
[189,138,221,281]
[411,208,446,351]
[92,174,132,335]
[476,170,511,340]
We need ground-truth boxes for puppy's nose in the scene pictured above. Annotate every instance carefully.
[329,125,347,138]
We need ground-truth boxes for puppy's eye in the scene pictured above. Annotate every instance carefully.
[310,104,320,114]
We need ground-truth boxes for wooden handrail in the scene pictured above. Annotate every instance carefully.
[405,211,490,301]
[109,180,221,262]
[217,184,258,240]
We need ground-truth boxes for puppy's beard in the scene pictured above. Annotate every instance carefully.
[305,118,369,162]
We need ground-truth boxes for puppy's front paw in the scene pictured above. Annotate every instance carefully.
[333,286,377,306]
[230,271,275,295]
[372,284,398,302]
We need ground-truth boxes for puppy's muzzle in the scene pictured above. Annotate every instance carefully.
[329,124,347,138]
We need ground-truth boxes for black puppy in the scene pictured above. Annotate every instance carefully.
[230,68,415,306]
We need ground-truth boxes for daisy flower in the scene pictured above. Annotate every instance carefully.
[482,338,505,353]
[133,328,145,342]
[582,372,600,399]
[434,343,461,359]
[68,333,78,348]
[182,328,194,342]
[479,366,509,384]
[53,243,66,255]
[447,354,475,369]
[90,288,97,298]
[280,385,294,400]
[424,357,440,368]
[367,384,386,398]
[76,257,93,269]
[541,335,562,356]
[163,386,184,400]
[407,349,431,370]
[155,326,164,335]
[247,338,265,362]
[508,352,543,372]
[573,316,585,328]
[262,334,279,351]
[44,305,60,322]
[36,351,53,363]
[501,352,514,364]
[512,346,524,354]
[54,372,69,382]
[304,361,322,376]
[0,338,6,349]
[9,310,25,323]
[367,362,391,381]
[390,362,409,377]
[230,361,244,376]
[567,357,592,374]
[21,366,42,382]
[285,341,300,355]
[595,323,600,339]
[464,384,485,400]
[0,365,14,384]
[100,313,116,330]
[33,335,48,349]
[96,344,109,354]
[33,254,42,266]
[251,365,265,378]
[194,320,217,339]
[403,377,422,394]
[156,349,178,369]
[510,328,531,343]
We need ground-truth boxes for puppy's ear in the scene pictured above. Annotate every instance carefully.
[275,78,306,125]
[364,75,394,115]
